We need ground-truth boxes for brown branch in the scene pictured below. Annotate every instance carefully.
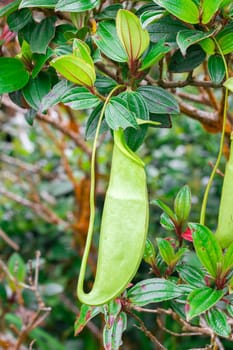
[0,187,69,228]
[0,228,19,250]
[177,97,219,128]
[1,94,92,157]
[157,78,222,89]
[36,113,92,157]
[176,91,213,107]
[126,309,166,350]
[156,317,203,337]
[95,61,124,84]
[0,154,41,173]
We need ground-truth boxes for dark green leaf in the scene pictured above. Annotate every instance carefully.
[24,108,37,126]
[208,55,226,84]
[55,0,99,12]
[74,304,102,335]
[191,223,222,278]
[205,308,231,337]
[32,47,54,78]
[176,29,215,56]
[40,80,74,113]
[105,97,138,130]
[169,45,206,73]
[176,264,205,288]
[85,102,108,139]
[95,4,123,20]
[103,312,127,350]
[148,16,188,44]
[20,0,58,8]
[61,87,100,110]
[151,199,176,221]
[23,74,51,110]
[95,75,117,95]
[138,86,179,114]
[150,113,172,128]
[94,21,127,62]
[7,8,32,32]
[0,57,29,94]
[27,17,56,54]
[127,278,183,306]
[174,185,191,223]
[120,91,149,151]
[0,0,20,17]
[140,39,171,71]
[157,238,175,265]
[187,287,224,320]
[153,0,199,23]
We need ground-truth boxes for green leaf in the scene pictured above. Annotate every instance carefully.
[19,0,57,8]
[94,21,127,62]
[0,0,20,17]
[140,8,166,28]
[120,91,149,151]
[199,38,215,55]
[55,0,99,12]
[72,39,94,68]
[201,0,223,24]
[138,86,179,114]
[176,29,216,56]
[153,0,199,24]
[127,278,183,306]
[151,199,176,221]
[0,57,29,94]
[24,108,37,126]
[50,54,96,87]
[95,4,123,20]
[31,17,56,54]
[32,47,54,78]
[176,264,205,288]
[208,55,226,84]
[169,45,206,73]
[40,80,73,113]
[174,185,191,223]
[216,23,233,54]
[103,312,127,350]
[74,304,102,335]
[85,102,108,139]
[191,223,222,278]
[23,74,51,110]
[140,39,171,71]
[95,75,117,95]
[7,253,26,291]
[148,16,188,44]
[7,8,32,32]
[61,87,100,110]
[187,287,225,320]
[160,212,176,231]
[105,97,138,130]
[157,238,175,265]
[222,241,233,274]
[223,77,233,92]
[205,308,231,337]
[143,239,156,265]
[150,113,172,128]
[116,9,150,61]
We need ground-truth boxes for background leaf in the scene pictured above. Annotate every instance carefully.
[205,308,231,337]
[153,0,199,24]
[55,0,99,12]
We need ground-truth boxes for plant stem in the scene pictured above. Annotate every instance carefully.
[200,40,229,225]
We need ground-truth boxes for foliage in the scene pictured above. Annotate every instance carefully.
[1,0,233,349]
